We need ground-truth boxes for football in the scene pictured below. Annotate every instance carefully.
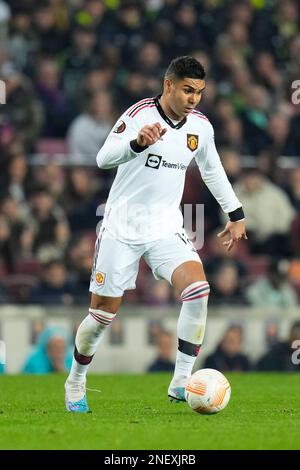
[185,368,231,414]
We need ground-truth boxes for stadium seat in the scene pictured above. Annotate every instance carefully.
[291,215,300,256]
[3,274,38,303]
[245,256,269,277]
[35,139,69,156]
[14,259,43,276]
[0,260,7,277]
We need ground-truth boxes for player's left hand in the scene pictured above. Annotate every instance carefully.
[217,220,247,252]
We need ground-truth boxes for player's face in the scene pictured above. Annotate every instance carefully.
[168,77,206,119]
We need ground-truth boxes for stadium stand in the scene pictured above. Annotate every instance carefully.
[0,0,299,307]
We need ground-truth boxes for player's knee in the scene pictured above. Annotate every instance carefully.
[90,294,122,314]
[181,280,210,303]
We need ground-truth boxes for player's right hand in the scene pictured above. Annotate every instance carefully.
[137,123,167,146]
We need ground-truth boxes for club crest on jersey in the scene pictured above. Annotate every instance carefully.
[187,134,198,151]
[95,272,106,286]
[113,121,126,133]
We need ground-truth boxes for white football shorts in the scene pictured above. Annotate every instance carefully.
[89,228,202,297]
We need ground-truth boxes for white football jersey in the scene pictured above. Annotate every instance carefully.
[96,96,242,243]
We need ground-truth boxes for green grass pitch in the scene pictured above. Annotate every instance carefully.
[0,373,299,450]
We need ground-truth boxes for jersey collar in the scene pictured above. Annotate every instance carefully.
[155,95,187,130]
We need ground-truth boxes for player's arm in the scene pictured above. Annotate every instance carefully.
[195,123,247,251]
[96,115,166,169]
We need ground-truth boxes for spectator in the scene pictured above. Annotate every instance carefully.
[147,330,175,373]
[246,259,298,308]
[22,326,73,373]
[254,52,282,94]
[143,279,173,306]
[2,69,44,150]
[256,321,300,372]
[61,24,99,103]
[7,9,35,72]
[0,193,29,260]
[31,164,66,201]
[22,187,70,262]
[232,169,296,256]
[110,2,144,64]
[147,320,164,345]
[210,261,247,305]
[150,20,175,67]
[73,0,107,31]
[0,282,9,303]
[80,66,115,105]
[32,3,69,56]
[219,147,242,184]
[287,258,300,287]
[34,57,74,137]
[134,41,164,95]
[239,85,270,155]
[203,325,251,372]
[28,260,74,305]
[0,0,10,43]
[264,320,280,349]
[266,113,298,157]
[115,70,150,112]
[220,117,244,153]
[62,167,105,231]
[172,3,203,56]
[286,168,300,212]
[0,213,15,273]
[1,152,30,204]
[69,249,94,304]
[66,234,95,301]
[67,90,114,164]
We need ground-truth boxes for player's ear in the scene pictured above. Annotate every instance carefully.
[164,78,172,94]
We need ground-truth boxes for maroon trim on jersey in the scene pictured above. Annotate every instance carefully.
[127,98,155,117]
[126,98,154,116]
[154,95,187,130]
[191,110,209,121]
[131,103,156,118]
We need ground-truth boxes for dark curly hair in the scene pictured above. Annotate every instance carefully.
[165,56,206,81]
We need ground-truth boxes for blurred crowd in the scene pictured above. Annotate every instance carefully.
[2,318,299,374]
[0,0,300,305]
[147,321,300,373]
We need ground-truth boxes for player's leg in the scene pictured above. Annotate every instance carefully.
[65,230,142,412]
[144,232,209,402]
[71,294,122,379]
[169,260,209,401]
[65,294,122,413]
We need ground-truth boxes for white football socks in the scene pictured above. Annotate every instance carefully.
[173,281,210,381]
[68,308,116,383]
